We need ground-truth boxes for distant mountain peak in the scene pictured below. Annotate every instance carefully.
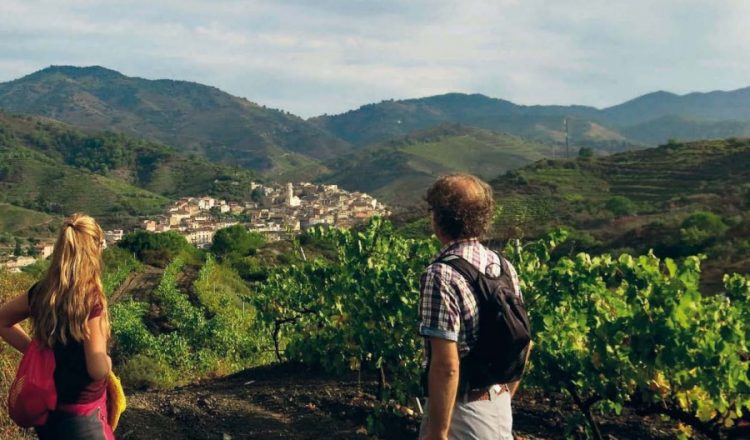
[636,90,680,99]
[620,90,679,104]
[646,90,677,97]
[410,92,511,106]
[28,65,125,80]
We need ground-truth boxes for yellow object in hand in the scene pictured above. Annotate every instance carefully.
[106,371,127,431]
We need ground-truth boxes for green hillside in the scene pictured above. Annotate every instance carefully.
[310,93,634,152]
[0,144,169,226]
[0,111,258,200]
[0,112,249,233]
[320,124,554,205]
[0,204,57,236]
[0,66,351,173]
[493,137,749,208]
[620,115,750,144]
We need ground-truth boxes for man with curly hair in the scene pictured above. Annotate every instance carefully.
[419,174,521,440]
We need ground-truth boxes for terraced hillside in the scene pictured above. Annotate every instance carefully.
[320,124,554,205]
[489,138,750,286]
[494,138,749,208]
[599,140,749,200]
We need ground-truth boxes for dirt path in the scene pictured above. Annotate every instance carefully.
[110,266,163,303]
[117,364,377,440]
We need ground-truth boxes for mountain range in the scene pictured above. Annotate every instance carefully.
[311,88,750,149]
[2,65,750,212]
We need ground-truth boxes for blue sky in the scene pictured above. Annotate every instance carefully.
[1,0,748,117]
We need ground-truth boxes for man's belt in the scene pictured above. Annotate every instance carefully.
[461,384,510,403]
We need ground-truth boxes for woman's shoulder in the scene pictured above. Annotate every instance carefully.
[26,281,41,302]
[89,302,103,320]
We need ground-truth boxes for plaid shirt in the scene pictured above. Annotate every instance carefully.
[418,239,521,363]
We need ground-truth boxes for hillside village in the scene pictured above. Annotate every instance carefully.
[135,181,389,247]
[0,182,389,272]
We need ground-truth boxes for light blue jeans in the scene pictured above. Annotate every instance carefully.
[419,389,513,440]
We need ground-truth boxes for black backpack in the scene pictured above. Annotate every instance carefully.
[423,253,532,394]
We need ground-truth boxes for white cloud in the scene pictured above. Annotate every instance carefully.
[0,0,748,117]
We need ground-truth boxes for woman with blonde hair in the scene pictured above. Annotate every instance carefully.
[0,213,114,439]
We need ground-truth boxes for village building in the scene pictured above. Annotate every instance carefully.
[33,243,55,259]
[105,229,125,245]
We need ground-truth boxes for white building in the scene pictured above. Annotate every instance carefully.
[198,197,216,210]
[286,183,301,207]
[105,230,124,244]
[185,229,216,248]
[143,220,157,232]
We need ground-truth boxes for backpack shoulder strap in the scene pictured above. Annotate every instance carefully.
[436,254,481,287]
[496,253,523,299]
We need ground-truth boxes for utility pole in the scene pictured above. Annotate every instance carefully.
[564,117,570,159]
[551,140,556,160]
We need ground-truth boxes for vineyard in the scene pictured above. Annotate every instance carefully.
[0,218,749,439]
[254,219,750,439]
[110,254,272,388]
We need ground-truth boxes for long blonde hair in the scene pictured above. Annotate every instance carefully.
[30,213,110,347]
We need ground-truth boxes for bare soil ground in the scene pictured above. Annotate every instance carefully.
[116,363,690,440]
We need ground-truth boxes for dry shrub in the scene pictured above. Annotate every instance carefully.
[0,269,36,440]
[119,354,178,390]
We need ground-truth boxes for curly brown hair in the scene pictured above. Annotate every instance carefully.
[425,174,494,240]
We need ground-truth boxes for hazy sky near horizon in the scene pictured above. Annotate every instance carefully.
[1,0,748,117]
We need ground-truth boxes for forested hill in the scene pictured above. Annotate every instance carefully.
[0,111,256,230]
[4,66,750,206]
[0,66,351,173]
[311,87,750,147]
